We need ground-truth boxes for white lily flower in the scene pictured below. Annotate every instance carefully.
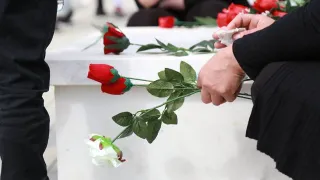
[85,134,125,168]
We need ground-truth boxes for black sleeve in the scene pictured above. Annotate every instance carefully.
[134,0,162,9]
[232,0,320,80]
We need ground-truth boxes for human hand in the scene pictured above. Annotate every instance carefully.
[197,45,245,105]
[138,0,161,8]
[159,0,185,10]
[213,14,275,48]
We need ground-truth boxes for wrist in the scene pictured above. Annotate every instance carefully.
[224,45,245,75]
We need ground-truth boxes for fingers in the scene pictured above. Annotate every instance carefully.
[227,13,258,30]
[232,28,258,40]
[201,88,212,104]
[201,88,226,105]
[214,42,226,49]
[211,93,226,106]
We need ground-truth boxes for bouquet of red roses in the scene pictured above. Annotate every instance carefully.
[216,0,307,27]
[157,0,308,28]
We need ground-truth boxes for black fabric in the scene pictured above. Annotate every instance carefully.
[248,61,320,180]
[232,1,320,179]
[134,0,163,9]
[128,0,230,26]
[233,0,320,80]
[0,0,57,179]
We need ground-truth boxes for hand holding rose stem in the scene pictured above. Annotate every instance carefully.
[88,61,251,146]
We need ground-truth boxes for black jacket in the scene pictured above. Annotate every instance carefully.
[0,0,57,92]
[233,0,319,80]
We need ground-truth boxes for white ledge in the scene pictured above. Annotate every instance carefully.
[46,27,252,93]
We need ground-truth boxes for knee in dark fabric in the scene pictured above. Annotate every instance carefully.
[185,0,229,21]
[127,9,173,26]
[251,62,285,102]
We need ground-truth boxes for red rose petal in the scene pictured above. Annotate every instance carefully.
[158,16,175,28]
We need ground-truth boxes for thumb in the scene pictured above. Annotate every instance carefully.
[233,29,258,40]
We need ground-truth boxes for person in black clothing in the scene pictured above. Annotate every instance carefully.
[198,0,320,179]
[0,0,57,180]
[127,0,250,26]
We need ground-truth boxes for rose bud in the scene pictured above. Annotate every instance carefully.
[88,64,120,84]
[103,22,130,54]
[101,77,133,95]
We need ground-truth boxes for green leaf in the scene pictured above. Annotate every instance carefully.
[146,120,162,144]
[194,17,217,26]
[156,39,166,48]
[192,48,212,53]
[161,110,178,125]
[285,0,295,12]
[158,71,167,80]
[249,8,257,14]
[165,68,184,82]
[189,40,215,50]
[133,116,148,139]
[147,80,174,97]
[165,43,179,52]
[118,126,134,139]
[180,61,197,83]
[172,51,189,56]
[112,112,134,127]
[166,91,185,112]
[180,89,196,96]
[141,109,161,122]
[137,44,162,52]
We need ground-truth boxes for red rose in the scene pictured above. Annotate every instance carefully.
[217,13,229,27]
[101,77,133,95]
[88,64,120,84]
[272,10,287,17]
[158,16,176,28]
[253,0,278,12]
[103,23,130,55]
[228,3,248,13]
[217,3,249,27]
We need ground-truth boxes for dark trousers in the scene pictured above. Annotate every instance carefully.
[0,92,50,180]
[127,0,250,26]
[0,0,56,179]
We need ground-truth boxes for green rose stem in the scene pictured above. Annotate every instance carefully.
[130,43,144,47]
[133,84,197,90]
[122,77,153,82]
[111,90,200,143]
[82,35,104,51]
[111,89,252,143]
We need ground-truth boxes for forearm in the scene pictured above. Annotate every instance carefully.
[233,0,320,79]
